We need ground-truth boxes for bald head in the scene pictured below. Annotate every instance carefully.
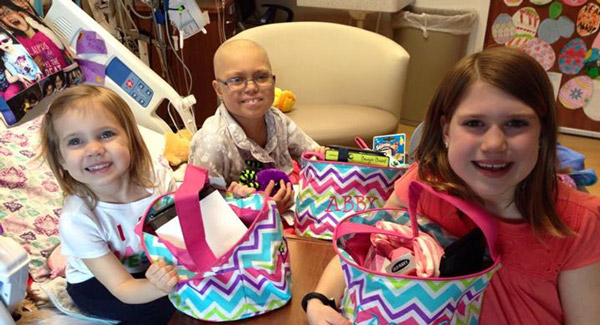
[213,39,271,79]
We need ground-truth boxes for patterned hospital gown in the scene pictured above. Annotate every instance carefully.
[189,104,318,185]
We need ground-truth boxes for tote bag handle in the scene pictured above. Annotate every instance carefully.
[175,165,217,268]
[335,180,498,260]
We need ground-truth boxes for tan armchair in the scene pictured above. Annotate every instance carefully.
[230,22,410,147]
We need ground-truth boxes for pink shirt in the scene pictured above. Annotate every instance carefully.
[395,164,600,324]
[17,31,68,76]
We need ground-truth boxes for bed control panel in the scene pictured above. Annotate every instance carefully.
[106,57,154,108]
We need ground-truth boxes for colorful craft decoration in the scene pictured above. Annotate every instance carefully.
[593,30,600,49]
[558,75,594,109]
[583,80,600,120]
[538,16,575,44]
[584,48,600,79]
[492,13,516,44]
[549,1,563,19]
[558,38,587,74]
[504,0,523,6]
[561,0,587,7]
[576,3,600,37]
[513,7,541,38]
[494,0,600,131]
[523,37,556,70]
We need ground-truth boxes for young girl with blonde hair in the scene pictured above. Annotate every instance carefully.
[41,85,178,323]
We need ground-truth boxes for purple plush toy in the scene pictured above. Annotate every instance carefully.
[256,169,291,196]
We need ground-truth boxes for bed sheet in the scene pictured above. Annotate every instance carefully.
[0,116,166,282]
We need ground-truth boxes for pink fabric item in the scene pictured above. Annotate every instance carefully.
[394,163,600,324]
[230,205,258,227]
[17,31,69,76]
[1,83,23,100]
[370,220,443,277]
[288,160,301,185]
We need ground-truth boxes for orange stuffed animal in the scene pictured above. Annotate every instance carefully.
[273,87,296,112]
[163,129,192,167]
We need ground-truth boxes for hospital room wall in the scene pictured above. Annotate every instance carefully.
[126,0,237,129]
[255,0,490,52]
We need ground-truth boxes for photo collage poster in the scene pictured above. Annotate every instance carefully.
[0,0,83,127]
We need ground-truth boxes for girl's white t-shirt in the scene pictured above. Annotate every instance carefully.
[59,164,175,284]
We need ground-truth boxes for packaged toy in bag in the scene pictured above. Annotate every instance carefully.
[334,181,501,324]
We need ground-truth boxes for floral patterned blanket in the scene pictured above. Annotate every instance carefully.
[0,117,167,282]
[1,117,61,281]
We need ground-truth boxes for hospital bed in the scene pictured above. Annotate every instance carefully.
[0,0,199,323]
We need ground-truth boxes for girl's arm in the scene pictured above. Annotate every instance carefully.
[384,188,407,208]
[559,261,600,324]
[306,257,352,325]
[14,73,33,86]
[83,252,178,304]
[4,70,19,83]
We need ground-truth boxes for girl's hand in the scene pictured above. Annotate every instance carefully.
[228,181,257,197]
[145,259,178,293]
[306,300,352,325]
[16,74,32,86]
[265,180,294,213]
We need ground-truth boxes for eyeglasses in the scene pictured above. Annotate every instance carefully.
[216,72,275,91]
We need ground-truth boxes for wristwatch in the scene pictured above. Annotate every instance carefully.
[301,292,337,313]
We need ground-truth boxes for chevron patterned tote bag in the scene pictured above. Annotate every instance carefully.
[295,151,406,240]
[334,181,501,324]
[135,166,291,321]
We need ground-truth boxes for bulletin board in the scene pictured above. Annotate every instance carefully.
[484,0,600,138]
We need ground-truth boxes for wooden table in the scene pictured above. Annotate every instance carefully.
[168,234,336,324]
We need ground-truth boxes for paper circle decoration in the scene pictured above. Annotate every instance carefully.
[583,79,600,120]
[492,13,516,44]
[558,75,594,109]
[512,7,541,38]
[530,0,552,5]
[576,3,600,37]
[561,0,587,6]
[584,48,600,79]
[593,29,600,49]
[558,38,587,74]
[538,17,575,43]
[549,1,563,19]
[505,0,523,6]
[523,38,556,70]
[506,36,531,48]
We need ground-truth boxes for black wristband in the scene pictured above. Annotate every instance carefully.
[301,292,336,313]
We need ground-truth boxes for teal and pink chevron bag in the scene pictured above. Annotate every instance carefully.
[334,181,501,324]
[295,151,406,240]
[135,166,291,321]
